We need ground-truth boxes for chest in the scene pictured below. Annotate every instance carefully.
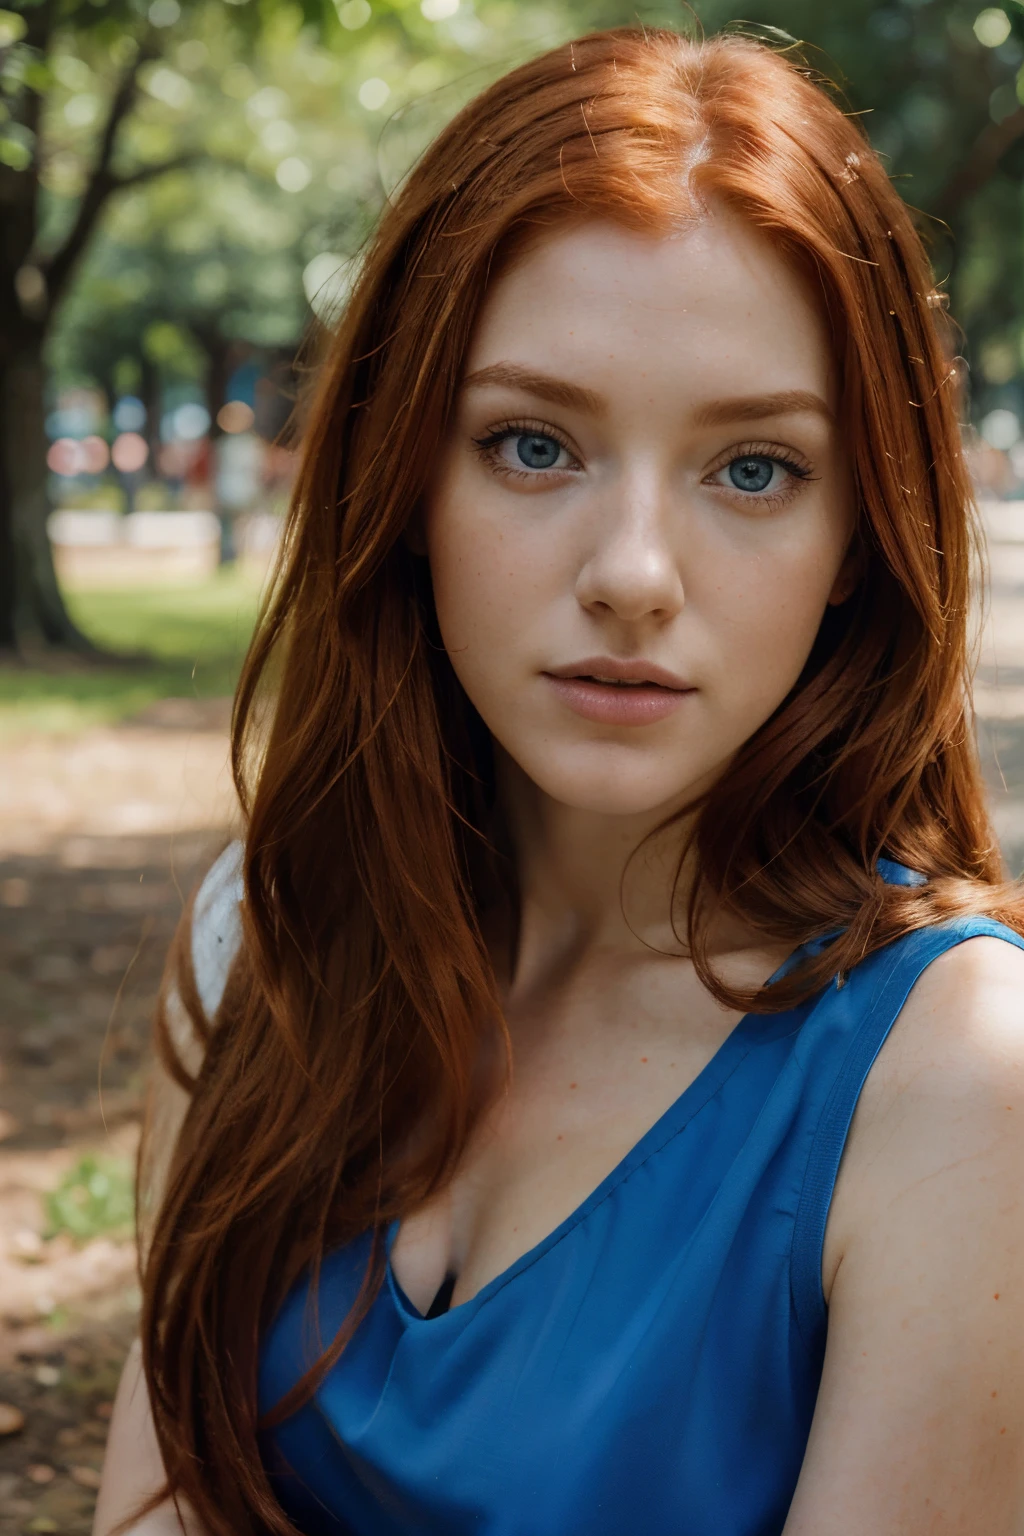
[390,955,749,1315]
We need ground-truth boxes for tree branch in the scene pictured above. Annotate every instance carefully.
[933,105,1024,225]
[39,35,158,310]
[110,151,205,192]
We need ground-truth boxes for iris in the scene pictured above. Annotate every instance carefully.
[729,456,774,493]
[517,434,561,469]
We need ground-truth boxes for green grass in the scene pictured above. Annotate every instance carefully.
[0,568,263,736]
[45,1153,135,1244]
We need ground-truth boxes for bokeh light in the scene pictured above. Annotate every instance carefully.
[171,403,212,441]
[47,435,110,475]
[112,396,147,432]
[358,78,390,111]
[974,7,1012,47]
[217,401,256,434]
[47,439,84,475]
[275,156,312,192]
[981,408,1021,450]
[79,435,111,474]
[111,432,150,473]
[339,0,371,27]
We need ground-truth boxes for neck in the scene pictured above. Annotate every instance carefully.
[495,750,696,992]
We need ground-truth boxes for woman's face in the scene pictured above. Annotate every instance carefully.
[424,214,855,819]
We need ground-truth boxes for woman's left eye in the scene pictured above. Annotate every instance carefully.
[709,453,808,500]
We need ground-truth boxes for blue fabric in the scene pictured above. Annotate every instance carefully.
[258,875,1023,1536]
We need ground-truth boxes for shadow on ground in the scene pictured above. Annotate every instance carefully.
[0,827,226,1535]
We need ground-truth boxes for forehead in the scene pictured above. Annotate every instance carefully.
[465,214,835,408]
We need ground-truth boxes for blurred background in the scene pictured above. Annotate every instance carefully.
[3,0,1024,1524]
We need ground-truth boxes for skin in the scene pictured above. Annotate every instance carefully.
[96,216,1024,1535]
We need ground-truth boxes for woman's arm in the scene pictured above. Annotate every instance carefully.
[94,1049,211,1536]
[96,846,242,1534]
[93,1341,207,1536]
[784,936,1024,1533]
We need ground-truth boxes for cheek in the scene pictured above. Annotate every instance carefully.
[704,523,847,690]
[425,481,539,677]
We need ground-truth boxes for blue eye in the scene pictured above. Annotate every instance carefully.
[516,434,562,469]
[728,456,776,493]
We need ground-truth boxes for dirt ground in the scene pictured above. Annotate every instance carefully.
[4,508,1024,1534]
[0,698,236,1535]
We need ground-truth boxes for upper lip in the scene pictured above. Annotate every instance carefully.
[545,657,693,690]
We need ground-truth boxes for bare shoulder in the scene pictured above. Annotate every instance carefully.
[858,932,1024,1120]
[789,932,1024,1533]
[825,932,1024,1287]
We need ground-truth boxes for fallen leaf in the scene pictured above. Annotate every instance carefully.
[0,1402,25,1436]
[26,1464,56,1485]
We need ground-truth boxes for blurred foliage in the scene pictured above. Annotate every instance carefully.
[6,0,1024,465]
[45,1153,135,1244]
[0,566,262,735]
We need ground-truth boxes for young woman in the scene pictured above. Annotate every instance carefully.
[96,26,1024,1536]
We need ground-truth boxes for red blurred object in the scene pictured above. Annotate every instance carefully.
[157,439,204,479]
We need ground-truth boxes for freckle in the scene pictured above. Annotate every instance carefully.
[557,1134,563,1141]
[995,1294,1000,1300]
[1001,1427,1007,1434]
[993,1391,999,1398]
[641,1056,648,1063]
[569,1082,577,1090]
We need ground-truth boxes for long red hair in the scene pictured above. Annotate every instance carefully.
[141,26,1022,1534]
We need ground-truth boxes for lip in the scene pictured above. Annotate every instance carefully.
[543,656,695,727]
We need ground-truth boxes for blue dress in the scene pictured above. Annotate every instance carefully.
[245,859,1023,1536]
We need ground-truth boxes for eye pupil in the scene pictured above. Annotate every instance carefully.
[517,434,560,469]
[729,456,774,493]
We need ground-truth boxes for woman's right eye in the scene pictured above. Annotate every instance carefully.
[513,433,564,470]
[473,426,579,478]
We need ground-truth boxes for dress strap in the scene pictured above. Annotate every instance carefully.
[875,856,928,888]
[789,915,1024,1343]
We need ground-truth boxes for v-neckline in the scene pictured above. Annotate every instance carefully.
[385,982,807,1327]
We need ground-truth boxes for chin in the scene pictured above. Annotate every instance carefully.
[516,746,706,820]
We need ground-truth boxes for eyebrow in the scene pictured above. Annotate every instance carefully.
[461,365,834,429]
[692,390,835,427]
[460,363,605,416]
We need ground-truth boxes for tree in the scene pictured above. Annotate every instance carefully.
[8,0,1024,656]
[0,0,604,653]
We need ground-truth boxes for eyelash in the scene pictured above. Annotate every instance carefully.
[471,422,816,505]
[472,419,580,481]
[703,440,816,508]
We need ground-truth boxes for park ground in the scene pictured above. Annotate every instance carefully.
[3,516,1024,1533]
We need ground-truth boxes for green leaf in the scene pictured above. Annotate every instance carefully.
[44,1154,135,1243]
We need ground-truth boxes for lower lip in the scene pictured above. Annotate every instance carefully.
[544,675,694,726]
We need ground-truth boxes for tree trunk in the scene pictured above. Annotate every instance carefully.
[200,331,240,564]
[0,340,98,654]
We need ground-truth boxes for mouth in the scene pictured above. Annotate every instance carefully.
[571,673,674,689]
[543,659,695,726]
[545,657,693,691]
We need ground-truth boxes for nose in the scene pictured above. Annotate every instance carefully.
[574,475,685,624]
